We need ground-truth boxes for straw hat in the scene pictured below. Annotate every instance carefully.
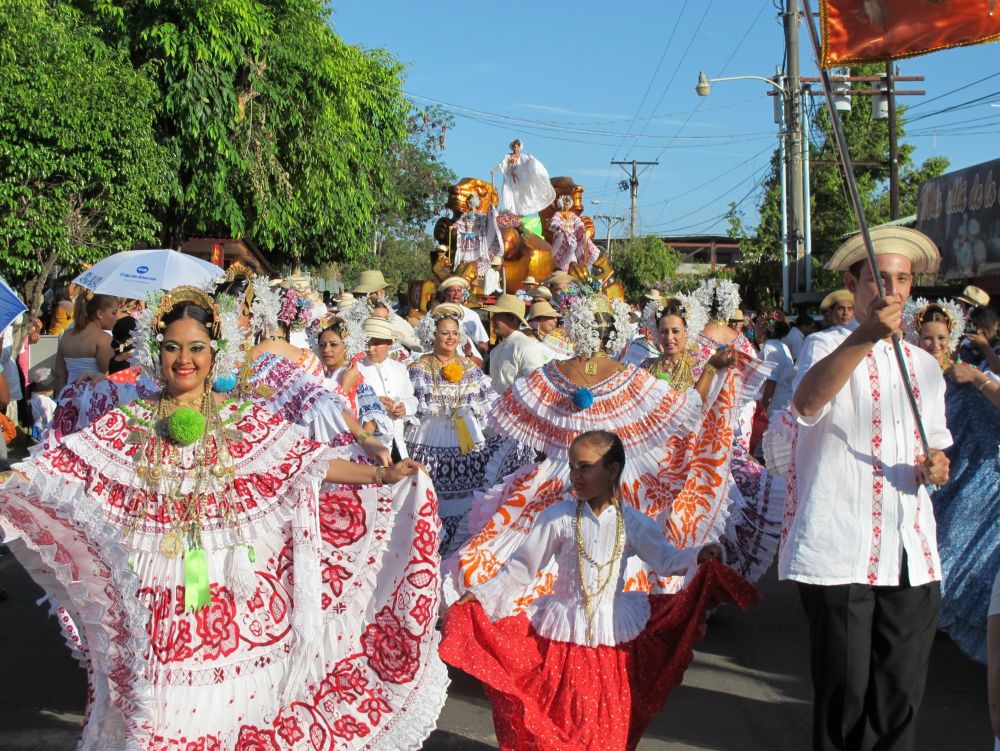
[546,271,574,285]
[362,317,396,341]
[728,309,745,322]
[820,289,854,310]
[532,286,553,301]
[333,292,355,311]
[825,227,940,274]
[956,285,990,308]
[437,276,470,292]
[644,289,662,302]
[484,294,529,327]
[522,276,539,286]
[352,270,390,294]
[528,301,559,321]
[490,255,504,267]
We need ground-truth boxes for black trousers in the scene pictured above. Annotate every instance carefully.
[797,571,941,751]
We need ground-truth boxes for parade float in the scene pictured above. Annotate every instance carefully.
[406,145,624,319]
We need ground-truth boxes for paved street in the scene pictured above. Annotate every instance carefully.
[0,552,991,750]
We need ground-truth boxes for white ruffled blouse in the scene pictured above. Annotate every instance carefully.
[472,498,700,647]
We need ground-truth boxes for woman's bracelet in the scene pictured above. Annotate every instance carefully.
[357,430,372,442]
[372,465,385,485]
[980,378,996,393]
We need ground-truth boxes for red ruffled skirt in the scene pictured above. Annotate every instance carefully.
[440,560,760,751]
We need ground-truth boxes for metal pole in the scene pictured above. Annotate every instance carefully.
[629,160,638,239]
[785,0,805,296]
[802,88,813,293]
[607,218,613,263]
[779,104,790,314]
[800,0,932,458]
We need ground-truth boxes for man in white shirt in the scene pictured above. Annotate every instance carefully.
[783,227,951,751]
[820,288,855,329]
[439,276,489,354]
[355,318,418,460]
[782,313,816,361]
[757,317,795,417]
[484,294,545,394]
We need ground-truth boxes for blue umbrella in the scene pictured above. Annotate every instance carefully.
[0,274,27,332]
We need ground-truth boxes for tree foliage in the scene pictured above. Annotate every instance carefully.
[79,0,411,265]
[0,0,170,319]
[733,64,950,309]
[613,235,683,300]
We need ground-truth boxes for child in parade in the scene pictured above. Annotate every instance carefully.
[441,429,759,751]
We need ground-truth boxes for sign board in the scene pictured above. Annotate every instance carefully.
[916,157,1000,280]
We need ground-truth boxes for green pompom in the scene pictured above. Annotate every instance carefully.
[168,406,206,446]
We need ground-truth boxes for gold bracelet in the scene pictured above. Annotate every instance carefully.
[980,378,996,393]
[357,430,372,442]
[373,465,385,485]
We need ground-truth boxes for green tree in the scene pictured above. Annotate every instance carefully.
[613,235,683,300]
[0,0,170,333]
[82,0,410,265]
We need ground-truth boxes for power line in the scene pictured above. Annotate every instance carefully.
[906,70,1000,112]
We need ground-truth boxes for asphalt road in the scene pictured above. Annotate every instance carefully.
[0,551,990,750]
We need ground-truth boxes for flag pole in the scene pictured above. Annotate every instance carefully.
[799,0,932,460]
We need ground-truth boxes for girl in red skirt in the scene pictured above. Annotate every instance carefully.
[440,429,760,751]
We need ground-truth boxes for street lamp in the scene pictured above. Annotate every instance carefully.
[695,70,812,312]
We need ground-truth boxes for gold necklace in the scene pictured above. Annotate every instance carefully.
[652,349,695,390]
[575,499,625,645]
[125,389,238,558]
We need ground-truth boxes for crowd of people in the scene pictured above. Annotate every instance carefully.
[0,221,997,750]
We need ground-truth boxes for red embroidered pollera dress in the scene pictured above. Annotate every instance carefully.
[0,399,447,750]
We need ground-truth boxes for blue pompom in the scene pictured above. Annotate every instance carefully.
[572,387,594,410]
[213,373,238,393]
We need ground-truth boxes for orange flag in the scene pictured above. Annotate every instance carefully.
[821,0,1000,68]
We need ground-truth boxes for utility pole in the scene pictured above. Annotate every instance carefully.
[886,61,901,219]
[593,214,626,262]
[784,0,806,299]
[611,159,658,239]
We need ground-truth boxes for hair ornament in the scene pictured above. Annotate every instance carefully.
[563,294,634,360]
[692,278,741,323]
[902,297,965,354]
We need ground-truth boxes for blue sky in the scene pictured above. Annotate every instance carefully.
[333,2,998,240]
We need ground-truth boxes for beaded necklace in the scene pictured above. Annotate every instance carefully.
[575,499,625,645]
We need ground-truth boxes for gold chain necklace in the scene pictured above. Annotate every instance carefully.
[652,349,695,390]
[575,500,625,645]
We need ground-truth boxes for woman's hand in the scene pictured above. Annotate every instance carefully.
[361,437,391,466]
[947,361,988,387]
[384,458,426,484]
[697,544,723,564]
[456,592,479,605]
[707,346,736,370]
[965,331,992,353]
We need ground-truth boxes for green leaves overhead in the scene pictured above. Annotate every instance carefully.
[0,0,170,311]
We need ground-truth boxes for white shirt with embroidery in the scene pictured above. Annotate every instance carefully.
[779,325,952,587]
[356,357,418,458]
[472,499,700,647]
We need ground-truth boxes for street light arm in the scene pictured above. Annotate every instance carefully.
[696,71,785,96]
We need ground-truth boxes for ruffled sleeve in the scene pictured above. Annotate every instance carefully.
[471,506,563,622]
[625,507,701,580]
